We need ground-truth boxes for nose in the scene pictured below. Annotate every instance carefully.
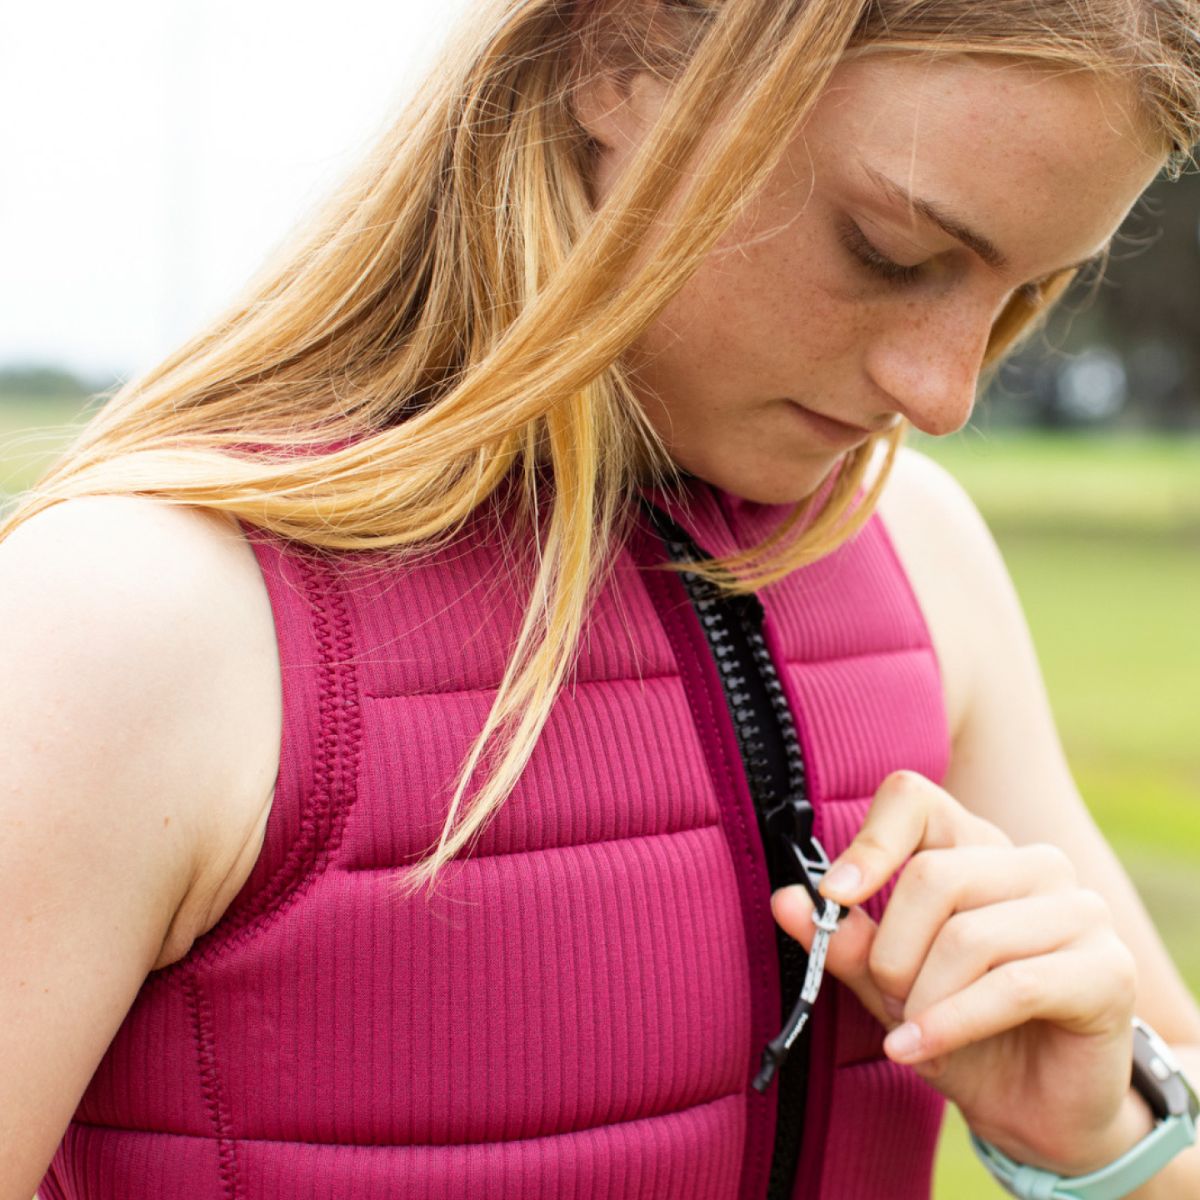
[863,305,993,438]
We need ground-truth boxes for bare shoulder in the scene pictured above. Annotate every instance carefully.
[0,496,283,1193]
[872,443,1017,742]
[0,495,281,966]
[874,442,1000,565]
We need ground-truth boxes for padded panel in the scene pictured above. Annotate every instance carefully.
[342,676,717,867]
[201,828,750,1147]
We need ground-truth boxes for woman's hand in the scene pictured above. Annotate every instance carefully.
[771,769,1147,1176]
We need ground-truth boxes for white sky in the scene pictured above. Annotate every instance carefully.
[1,2,471,379]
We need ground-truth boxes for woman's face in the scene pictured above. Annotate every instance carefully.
[582,53,1163,503]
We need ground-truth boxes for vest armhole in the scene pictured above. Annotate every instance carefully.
[172,523,363,971]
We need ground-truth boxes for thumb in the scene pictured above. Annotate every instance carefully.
[770,884,904,1033]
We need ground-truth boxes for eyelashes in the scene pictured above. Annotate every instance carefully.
[838,218,1049,306]
[837,219,924,286]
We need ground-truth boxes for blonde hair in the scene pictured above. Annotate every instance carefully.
[5,0,1198,896]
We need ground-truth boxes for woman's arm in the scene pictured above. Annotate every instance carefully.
[0,497,279,1200]
[879,446,1200,1045]
[876,445,1200,1195]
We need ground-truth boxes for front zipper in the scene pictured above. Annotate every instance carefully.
[645,502,839,1200]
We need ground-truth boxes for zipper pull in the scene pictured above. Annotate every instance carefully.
[755,797,850,1092]
[763,796,840,910]
[753,889,843,1092]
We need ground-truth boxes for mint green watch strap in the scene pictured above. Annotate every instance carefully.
[969,1110,1198,1200]
[969,1017,1199,1199]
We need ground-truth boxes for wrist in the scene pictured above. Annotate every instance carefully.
[975,1087,1154,1178]
[970,1019,1200,1200]
[1058,1087,1157,1177]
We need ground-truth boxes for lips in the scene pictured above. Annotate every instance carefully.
[785,400,876,446]
[795,404,873,435]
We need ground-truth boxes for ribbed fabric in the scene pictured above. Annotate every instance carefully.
[41,475,947,1199]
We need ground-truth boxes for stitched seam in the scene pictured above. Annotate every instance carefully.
[160,549,363,977]
[780,644,936,669]
[630,530,775,1200]
[658,605,762,927]
[872,511,953,770]
[183,972,243,1199]
[335,819,723,871]
[364,670,680,702]
[696,497,792,1200]
[65,1088,744,1151]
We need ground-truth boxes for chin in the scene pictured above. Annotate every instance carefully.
[702,455,842,508]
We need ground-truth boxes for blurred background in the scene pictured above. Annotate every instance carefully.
[3,4,1197,1198]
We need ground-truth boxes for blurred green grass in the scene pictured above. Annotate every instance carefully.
[917,429,1200,1199]
[916,431,1200,537]
[0,395,96,500]
[4,404,1197,1198]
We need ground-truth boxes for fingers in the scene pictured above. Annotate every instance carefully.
[772,836,1119,1062]
[771,883,1117,1046]
[870,843,1079,1005]
[771,884,900,1032]
[819,771,1010,908]
[895,888,1114,1021]
[772,773,1129,1074]
[884,934,1138,1065]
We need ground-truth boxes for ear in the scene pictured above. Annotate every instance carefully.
[566,0,676,206]
[573,68,631,152]
[567,0,672,149]
[572,66,669,155]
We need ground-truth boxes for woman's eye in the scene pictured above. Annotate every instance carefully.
[838,220,924,286]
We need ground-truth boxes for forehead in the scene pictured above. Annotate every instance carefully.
[798,53,1164,272]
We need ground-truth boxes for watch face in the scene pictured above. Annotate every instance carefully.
[1131,1017,1200,1122]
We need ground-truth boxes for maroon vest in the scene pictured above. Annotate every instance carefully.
[42,478,947,1199]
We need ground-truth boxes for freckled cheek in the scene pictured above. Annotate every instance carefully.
[631,281,744,380]
[630,235,880,407]
[791,294,870,368]
[723,240,877,366]
[707,273,859,362]
[637,304,870,423]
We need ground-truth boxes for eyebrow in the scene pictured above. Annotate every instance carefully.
[860,162,1104,280]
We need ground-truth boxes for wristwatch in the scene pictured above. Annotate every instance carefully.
[969,1017,1199,1200]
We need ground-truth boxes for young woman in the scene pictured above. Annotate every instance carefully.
[3,1,1199,1198]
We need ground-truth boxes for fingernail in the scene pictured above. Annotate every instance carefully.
[884,1022,923,1060]
[822,862,862,900]
[882,995,905,1022]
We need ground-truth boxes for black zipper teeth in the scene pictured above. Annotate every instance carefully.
[663,542,778,800]
[744,624,807,800]
[657,525,811,1200]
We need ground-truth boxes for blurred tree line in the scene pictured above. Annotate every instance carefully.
[0,364,110,402]
[984,172,1200,431]
[2,173,1198,431]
